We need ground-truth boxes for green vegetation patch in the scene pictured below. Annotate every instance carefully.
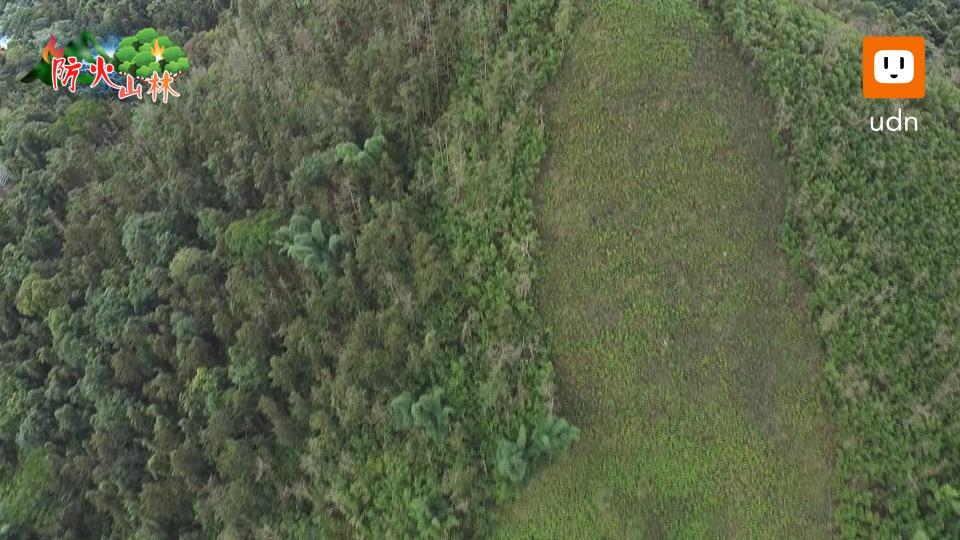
[492,0,835,537]
[0,0,574,537]
[113,27,190,77]
[705,0,960,536]
[0,450,58,535]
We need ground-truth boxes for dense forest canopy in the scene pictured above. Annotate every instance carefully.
[0,0,574,537]
[2,0,960,537]
[706,0,960,537]
[836,0,960,73]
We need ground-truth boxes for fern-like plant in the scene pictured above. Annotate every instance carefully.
[274,214,342,276]
[495,426,528,485]
[334,129,386,174]
[528,415,579,460]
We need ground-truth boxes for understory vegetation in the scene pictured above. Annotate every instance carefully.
[0,0,575,537]
[706,0,960,537]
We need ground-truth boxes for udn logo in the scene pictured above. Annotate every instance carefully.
[862,36,924,132]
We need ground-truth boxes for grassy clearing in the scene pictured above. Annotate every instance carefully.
[490,0,834,537]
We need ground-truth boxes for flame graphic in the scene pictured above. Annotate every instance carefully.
[150,39,165,61]
[41,34,63,63]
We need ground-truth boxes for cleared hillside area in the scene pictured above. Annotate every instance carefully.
[491,1,835,537]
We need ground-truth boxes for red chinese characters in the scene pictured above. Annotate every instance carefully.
[89,56,120,90]
[47,49,181,103]
[145,71,180,104]
[118,74,144,100]
[51,56,83,93]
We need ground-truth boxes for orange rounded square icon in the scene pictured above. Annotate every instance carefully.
[862,36,925,99]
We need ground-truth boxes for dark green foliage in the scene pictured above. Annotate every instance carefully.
[529,415,579,460]
[392,387,454,441]
[274,214,341,276]
[408,495,459,539]
[363,130,386,162]
[495,428,529,485]
[495,416,579,485]
[707,0,960,536]
[410,388,452,440]
[121,211,182,267]
[334,129,387,176]
[390,391,415,430]
[0,0,573,537]
[836,0,960,70]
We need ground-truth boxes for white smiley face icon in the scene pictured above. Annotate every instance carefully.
[873,50,915,84]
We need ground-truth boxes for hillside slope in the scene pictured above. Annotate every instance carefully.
[492,1,835,536]
[706,0,960,536]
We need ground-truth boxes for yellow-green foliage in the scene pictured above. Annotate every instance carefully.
[224,209,282,262]
[492,1,834,536]
[15,273,59,317]
[0,450,57,535]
